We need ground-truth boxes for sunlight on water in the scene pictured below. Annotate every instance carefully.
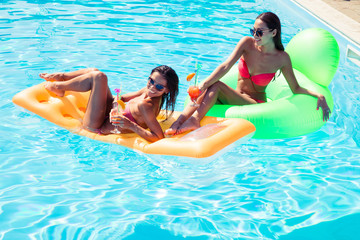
[1,0,360,239]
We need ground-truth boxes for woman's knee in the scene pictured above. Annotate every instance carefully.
[207,82,223,94]
[88,68,100,72]
[91,71,108,85]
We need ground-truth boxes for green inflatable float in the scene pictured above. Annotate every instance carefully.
[189,28,340,139]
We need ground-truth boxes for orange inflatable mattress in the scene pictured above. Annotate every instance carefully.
[12,83,255,158]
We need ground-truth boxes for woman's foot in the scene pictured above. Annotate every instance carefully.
[164,121,182,136]
[166,117,201,136]
[39,72,64,81]
[177,117,201,134]
[164,119,183,136]
[98,119,116,135]
[44,82,65,97]
[164,128,176,136]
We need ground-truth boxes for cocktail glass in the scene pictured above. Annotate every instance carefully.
[188,85,201,107]
[110,99,125,134]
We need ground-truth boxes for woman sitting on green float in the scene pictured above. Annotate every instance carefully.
[166,11,330,136]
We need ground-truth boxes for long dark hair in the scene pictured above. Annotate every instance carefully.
[151,65,179,119]
[257,12,284,51]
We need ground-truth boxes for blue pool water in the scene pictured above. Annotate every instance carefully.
[1,0,360,239]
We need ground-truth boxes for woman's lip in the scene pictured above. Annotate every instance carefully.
[254,38,261,44]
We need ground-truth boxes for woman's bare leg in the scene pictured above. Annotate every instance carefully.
[174,82,256,134]
[45,71,113,130]
[165,92,206,135]
[40,68,99,81]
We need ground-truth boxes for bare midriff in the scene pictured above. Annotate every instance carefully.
[237,76,267,103]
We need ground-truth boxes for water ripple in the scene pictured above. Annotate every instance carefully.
[1,0,360,239]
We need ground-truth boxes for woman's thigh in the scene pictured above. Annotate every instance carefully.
[215,82,256,105]
[83,72,113,129]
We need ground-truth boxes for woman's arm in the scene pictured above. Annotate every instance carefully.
[120,87,146,102]
[118,99,165,142]
[281,52,331,121]
[199,37,251,91]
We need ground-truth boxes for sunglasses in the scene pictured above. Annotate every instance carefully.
[148,77,166,91]
[250,28,273,37]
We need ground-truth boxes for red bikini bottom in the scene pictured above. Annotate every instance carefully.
[255,99,265,103]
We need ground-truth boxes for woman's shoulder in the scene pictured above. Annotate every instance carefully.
[278,50,289,57]
[277,50,291,65]
[236,37,256,55]
[136,97,158,112]
[239,36,255,46]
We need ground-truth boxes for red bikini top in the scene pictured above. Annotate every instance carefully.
[238,58,276,86]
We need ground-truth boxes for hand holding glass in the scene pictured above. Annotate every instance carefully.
[186,62,202,107]
[110,99,126,134]
[188,85,201,107]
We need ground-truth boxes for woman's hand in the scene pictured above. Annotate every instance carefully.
[317,95,331,121]
[111,115,133,129]
[110,109,133,130]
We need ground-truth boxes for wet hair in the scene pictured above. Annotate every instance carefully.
[257,12,284,51]
[151,65,179,119]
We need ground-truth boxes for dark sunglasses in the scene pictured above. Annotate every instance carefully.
[250,28,273,37]
[148,77,165,91]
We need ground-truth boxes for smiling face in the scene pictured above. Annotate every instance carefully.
[252,19,276,47]
[146,71,168,97]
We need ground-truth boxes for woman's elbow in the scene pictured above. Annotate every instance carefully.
[291,85,303,94]
[218,63,231,72]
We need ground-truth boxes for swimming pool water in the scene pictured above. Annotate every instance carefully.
[1,0,360,239]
